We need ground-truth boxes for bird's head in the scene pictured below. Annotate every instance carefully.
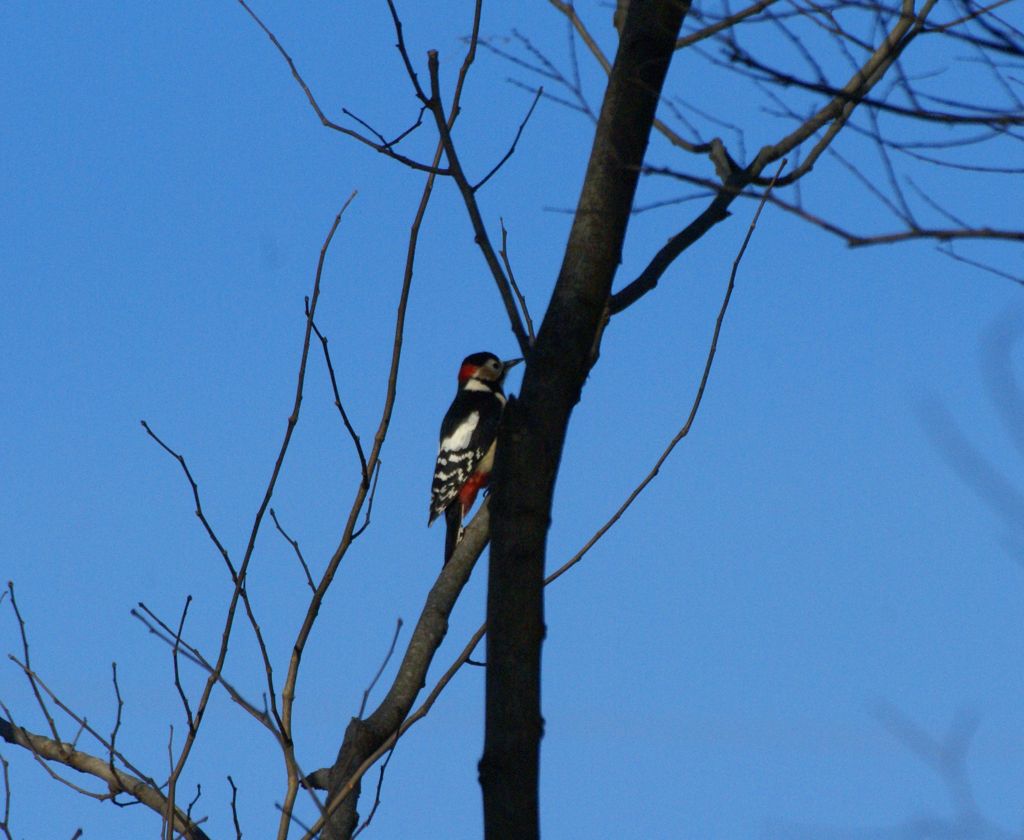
[457,352,522,387]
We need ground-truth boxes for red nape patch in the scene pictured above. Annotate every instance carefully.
[458,471,490,513]
[458,362,478,384]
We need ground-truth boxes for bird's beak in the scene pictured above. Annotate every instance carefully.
[502,358,523,371]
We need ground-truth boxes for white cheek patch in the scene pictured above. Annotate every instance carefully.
[441,411,480,451]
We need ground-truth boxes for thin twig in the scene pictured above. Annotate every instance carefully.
[0,754,12,840]
[554,162,785,582]
[108,663,124,786]
[172,597,196,734]
[307,309,369,486]
[424,50,531,355]
[938,245,1024,286]
[351,742,397,838]
[139,422,236,577]
[131,604,274,733]
[228,776,243,840]
[4,659,157,789]
[186,784,202,825]
[236,0,446,175]
[358,619,404,719]
[270,509,317,593]
[351,461,382,541]
[499,219,536,345]
[472,87,543,192]
[6,583,60,743]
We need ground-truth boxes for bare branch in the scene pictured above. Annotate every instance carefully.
[307,308,369,486]
[171,596,196,735]
[557,160,784,581]
[472,87,543,192]
[236,0,448,174]
[107,663,124,787]
[872,703,982,817]
[227,776,243,840]
[131,604,275,733]
[138,422,236,577]
[278,50,466,827]
[547,0,714,155]
[499,219,537,344]
[148,191,357,835]
[383,0,429,102]
[350,744,396,838]
[425,50,532,355]
[185,784,202,827]
[5,583,60,744]
[676,0,780,48]
[270,508,317,593]
[750,0,943,183]
[0,753,12,840]
[311,503,492,840]
[939,245,1024,286]
[638,165,1024,255]
[351,461,383,541]
[357,619,403,720]
[607,184,734,315]
[3,659,159,792]
[0,715,210,840]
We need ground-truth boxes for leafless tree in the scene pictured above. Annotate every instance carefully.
[2,1,1021,839]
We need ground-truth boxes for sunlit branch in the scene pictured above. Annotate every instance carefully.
[0,715,210,840]
[750,0,942,184]
[676,0,780,49]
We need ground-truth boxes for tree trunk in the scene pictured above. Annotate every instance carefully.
[480,3,691,838]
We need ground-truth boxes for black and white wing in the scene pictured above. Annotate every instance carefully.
[428,390,502,523]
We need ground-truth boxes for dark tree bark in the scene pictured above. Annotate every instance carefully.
[480,3,691,838]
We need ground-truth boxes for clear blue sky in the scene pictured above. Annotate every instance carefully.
[2,2,1022,838]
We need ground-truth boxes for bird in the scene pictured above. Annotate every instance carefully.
[429,351,522,563]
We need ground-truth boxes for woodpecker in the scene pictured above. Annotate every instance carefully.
[429,351,522,563]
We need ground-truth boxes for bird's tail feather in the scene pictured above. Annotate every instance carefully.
[444,504,463,565]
